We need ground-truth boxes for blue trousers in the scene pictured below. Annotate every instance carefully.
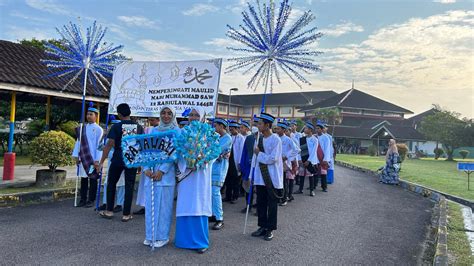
[145,180,175,242]
[102,183,124,206]
[211,185,223,221]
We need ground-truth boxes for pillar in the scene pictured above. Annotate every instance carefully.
[3,91,16,181]
[45,96,51,130]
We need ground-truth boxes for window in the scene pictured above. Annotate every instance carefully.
[229,106,238,115]
[243,107,252,115]
[280,107,292,115]
[218,104,227,113]
[363,110,382,116]
[341,108,361,114]
[383,112,403,118]
[266,106,278,115]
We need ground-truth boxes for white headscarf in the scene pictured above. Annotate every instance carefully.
[190,106,206,122]
[157,105,178,131]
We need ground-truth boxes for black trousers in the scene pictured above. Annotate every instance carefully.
[283,177,294,200]
[225,172,241,201]
[256,185,281,231]
[80,177,97,202]
[106,161,138,215]
[315,174,328,190]
[298,174,315,192]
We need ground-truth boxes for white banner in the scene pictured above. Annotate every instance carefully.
[108,59,222,118]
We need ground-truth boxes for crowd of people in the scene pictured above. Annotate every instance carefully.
[72,102,337,254]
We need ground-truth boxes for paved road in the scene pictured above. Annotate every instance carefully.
[0,166,433,265]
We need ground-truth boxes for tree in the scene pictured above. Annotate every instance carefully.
[311,108,342,135]
[419,106,473,161]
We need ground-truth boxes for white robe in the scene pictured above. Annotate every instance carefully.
[72,123,103,177]
[280,134,298,169]
[296,135,319,166]
[317,134,332,163]
[325,133,335,170]
[176,159,213,217]
[231,133,245,172]
[252,133,284,189]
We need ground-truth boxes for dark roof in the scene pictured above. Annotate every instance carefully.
[218,90,337,106]
[0,40,108,98]
[371,125,426,140]
[328,126,375,139]
[403,108,438,127]
[298,89,413,114]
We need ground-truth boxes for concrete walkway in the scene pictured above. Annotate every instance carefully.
[0,166,434,265]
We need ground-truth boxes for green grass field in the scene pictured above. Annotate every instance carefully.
[0,155,32,166]
[447,201,474,265]
[336,154,474,201]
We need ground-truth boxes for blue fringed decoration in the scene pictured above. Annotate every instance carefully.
[175,121,221,170]
[41,21,123,92]
[225,0,323,92]
[121,130,179,168]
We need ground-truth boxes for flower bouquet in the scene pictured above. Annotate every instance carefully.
[175,120,221,170]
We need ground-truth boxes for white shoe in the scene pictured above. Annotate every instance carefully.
[143,239,151,246]
[153,239,169,248]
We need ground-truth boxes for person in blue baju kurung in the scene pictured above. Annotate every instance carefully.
[142,106,179,248]
[210,118,232,230]
[379,139,401,185]
[175,106,214,254]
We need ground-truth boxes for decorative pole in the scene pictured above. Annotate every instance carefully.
[41,21,123,207]
[225,0,323,234]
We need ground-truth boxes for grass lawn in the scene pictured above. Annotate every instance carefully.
[0,155,32,166]
[0,180,76,195]
[447,201,473,265]
[336,154,474,201]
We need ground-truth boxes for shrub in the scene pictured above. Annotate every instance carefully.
[368,145,377,156]
[27,119,46,137]
[57,121,79,138]
[459,150,470,160]
[434,147,445,160]
[29,130,75,171]
[396,143,409,162]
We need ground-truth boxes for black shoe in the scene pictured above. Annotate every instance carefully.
[229,200,236,204]
[98,204,106,211]
[113,205,123,213]
[310,191,315,197]
[76,200,86,207]
[196,248,208,254]
[208,216,217,222]
[279,201,287,206]
[212,221,224,230]
[253,211,258,217]
[133,208,145,215]
[251,227,267,237]
[84,201,94,208]
[288,196,295,202]
[222,198,231,202]
[294,190,303,194]
[322,189,328,192]
[264,230,274,241]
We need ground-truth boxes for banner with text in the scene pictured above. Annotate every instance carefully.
[109,59,222,118]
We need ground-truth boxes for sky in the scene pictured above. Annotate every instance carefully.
[0,0,473,118]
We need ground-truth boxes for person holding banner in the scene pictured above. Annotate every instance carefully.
[210,118,232,230]
[251,113,283,241]
[134,117,160,216]
[72,105,103,208]
[175,106,213,254]
[142,106,179,248]
[98,103,144,222]
[99,118,125,213]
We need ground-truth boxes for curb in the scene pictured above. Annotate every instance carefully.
[335,161,474,210]
[335,161,450,266]
[0,187,76,207]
